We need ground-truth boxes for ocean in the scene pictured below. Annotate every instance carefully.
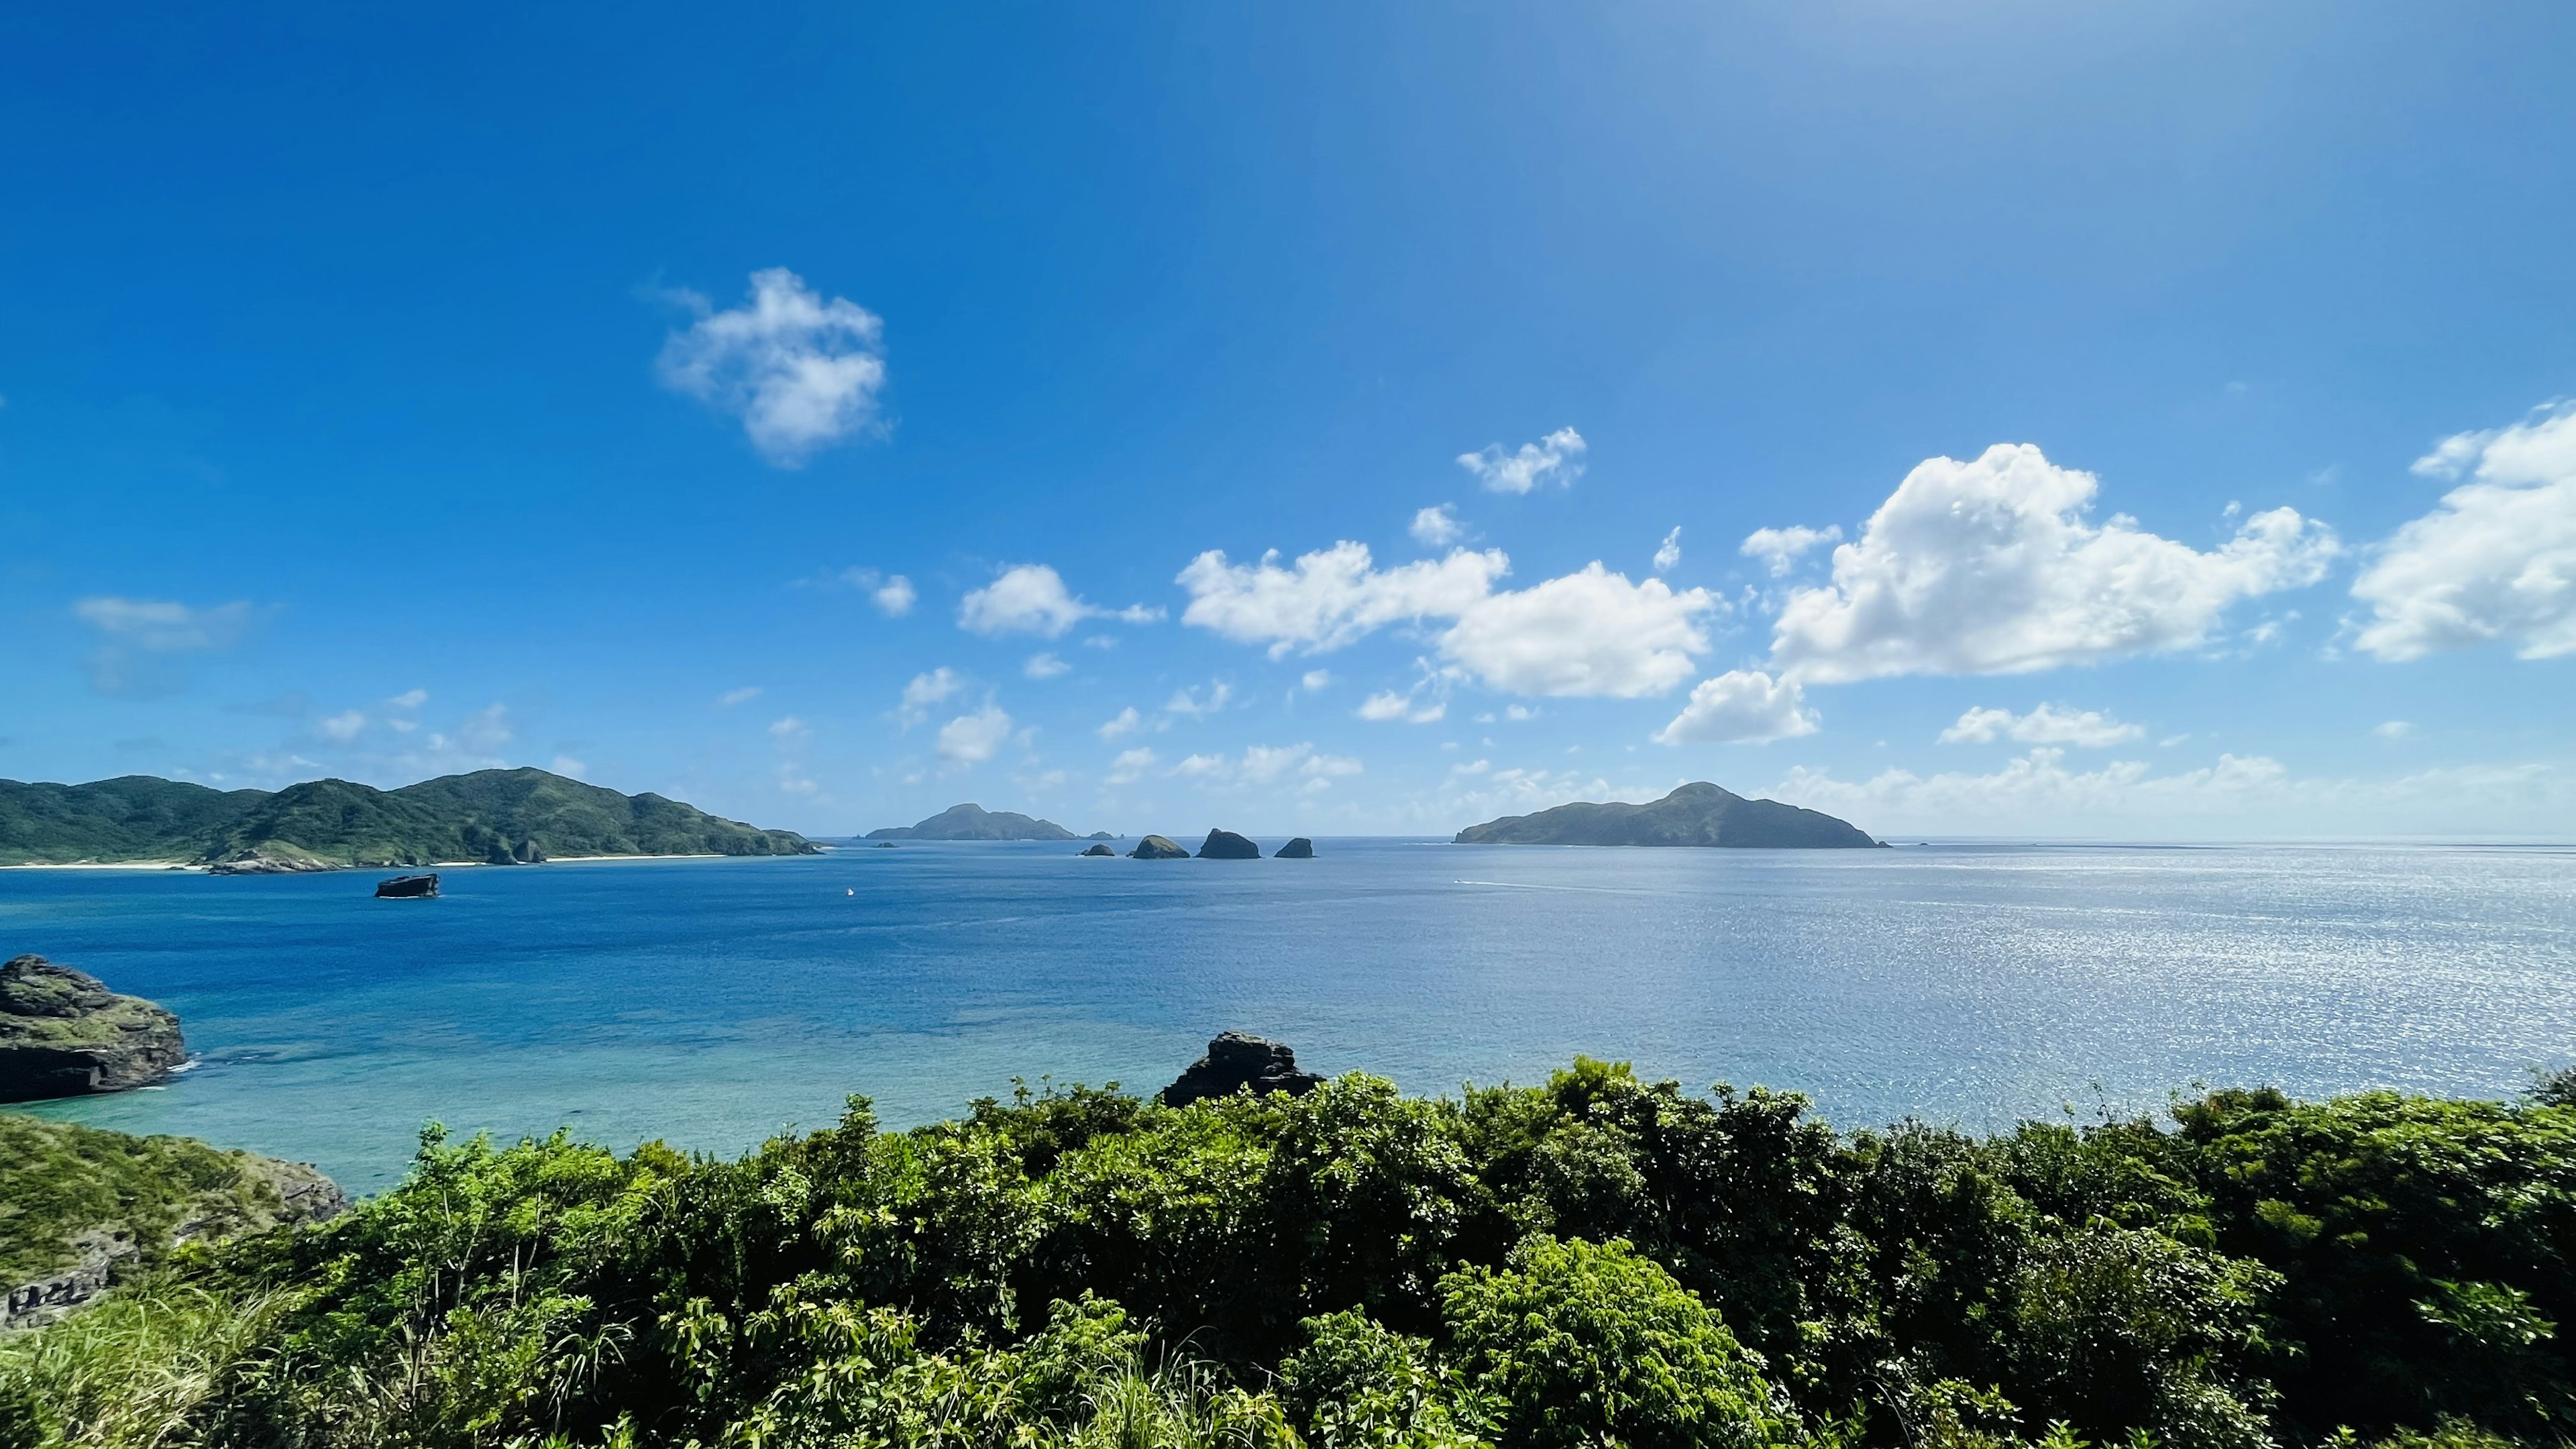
[5,838,2571,1193]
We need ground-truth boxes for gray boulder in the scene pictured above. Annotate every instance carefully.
[1130,835,1189,860]
[1080,843,1116,857]
[1197,829,1261,859]
[1159,1032,1325,1108]
[0,955,188,1103]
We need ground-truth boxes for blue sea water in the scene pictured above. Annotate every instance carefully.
[4,839,2572,1194]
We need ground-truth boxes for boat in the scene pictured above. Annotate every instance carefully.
[374,873,439,899]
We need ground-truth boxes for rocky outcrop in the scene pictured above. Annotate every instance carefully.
[1276,837,1315,859]
[3,1149,345,1329]
[1130,835,1189,860]
[1159,1032,1325,1108]
[1454,782,1884,849]
[0,956,187,1103]
[207,851,335,875]
[1080,843,1116,857]
[1197,829,1261,859]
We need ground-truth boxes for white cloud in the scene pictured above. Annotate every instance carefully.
[1456,426,1586,494]
[1411,504,1466,547]
[768,714,810,742]
[317,710,368,743]
[873,576,917,617]
[936,706,1012,764]
[1178,542,1507,657]
[1299,669,1332,692]
[777,763,819,795]
[2351,401,2576,661]
[1024,652,1071,680]
[1938,703,2143,747]
[551,755,588,780]
[898,667,963,727]
[958,564,1152,639]
[718,686,763,707]
[1739,525,1841,577]
[1165,742,1363,788]
[1105,747,1159,785]
[2373,720,2415,740]
[1443,564,1715,698]
[1768,444,2339,683]
[387,688,429,711]
[454,704,512,754]
[1179,543,1715,699]
[1357,690,1446,724]
[655,267,886,466]
[1172,752,1228,778]
[1099,706,1143,740]
[1654,527,1682,574]
[1652,670,1819,745]
[1164,682,1234,718]
[73,596,256,696]
[1505,704,1537,721]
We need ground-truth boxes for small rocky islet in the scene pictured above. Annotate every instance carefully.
[0,954,188,1104]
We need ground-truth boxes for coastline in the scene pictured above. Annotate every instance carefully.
[0,850,813,872]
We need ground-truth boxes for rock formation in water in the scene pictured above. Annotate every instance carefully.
[0,955,189,1103]
[866,803,1083,841]
[1197,829,1261,859]
[1454,782,1883,849]
[1129,835,1189,860]
[1080,843,1116,857]
[1276,837,1315,859]
[1158,1032,1326,1108]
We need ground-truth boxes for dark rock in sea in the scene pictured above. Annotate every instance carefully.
[374,873,439,898]
[1080,843,1116,857]
[1276,837,1315,859]
[1159,1032,1326,1108]
[867,803,1083,841]
[1130,835,1189,860]
[1454,781,1884,849]
[1197,828,1261,859]
[873,841,898,849]
[0,955,189,1103]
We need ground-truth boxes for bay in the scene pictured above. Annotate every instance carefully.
[3,838,2571,1193]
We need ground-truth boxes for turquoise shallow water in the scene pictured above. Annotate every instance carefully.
[5,838,2573,1193]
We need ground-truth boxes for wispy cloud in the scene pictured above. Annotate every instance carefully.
[1456,427,1585,494]
[73,596,258,696]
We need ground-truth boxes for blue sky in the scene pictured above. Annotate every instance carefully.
[4,1,2571,838]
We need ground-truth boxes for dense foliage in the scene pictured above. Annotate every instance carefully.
[7,1063,2574,1448]
[0,768,814,866]
[0,1116,298,1283]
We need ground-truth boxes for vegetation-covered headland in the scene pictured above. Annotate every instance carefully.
[7,1061,2576,1448]
[1454,782,1884,848]
[0,767,816,869]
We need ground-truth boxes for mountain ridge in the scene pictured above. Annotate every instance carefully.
[866,802,1102,841]
[0,768,816,867]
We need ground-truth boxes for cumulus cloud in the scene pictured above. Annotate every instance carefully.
[1166,742,1362,790]
[1098,706,1143,740]
[936,706,1012,764]
[1299,669,1332,692]
[1164,682,1234,718]
[959,564,1155,638]
[1178,543,1507,656]
[872,576,916,616]
[1938,704,2143,747]
[73,596,258,696]
[551,755,588,780]
[317,710,368,744]
[386,689,429,712]
[768,715,810,742]
[1653,527,1682,574]
[1024,653,1071,680]
[1179,543,1716,699]
[1652,670,1819,745]
[1456,427,1585,494]
[1105,747,1159,785]
[2373,720,2415,740]
[1739,525,1840,577]
[1412,505,1466,547]
[1357,690,1446,724]
[1766,444,2338,683]
[656,267,887,466]
[898,667,963,727]
[2351,401,2576,661]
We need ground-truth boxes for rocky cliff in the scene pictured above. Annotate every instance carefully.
[0,955,187,1102]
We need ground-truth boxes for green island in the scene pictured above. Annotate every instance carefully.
[0,768,816,869]
[7,1061,2575,1449]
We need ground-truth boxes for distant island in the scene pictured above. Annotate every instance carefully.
[0,767,816,869]
[1455,781,1882,848]
[866,803,1109,842]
